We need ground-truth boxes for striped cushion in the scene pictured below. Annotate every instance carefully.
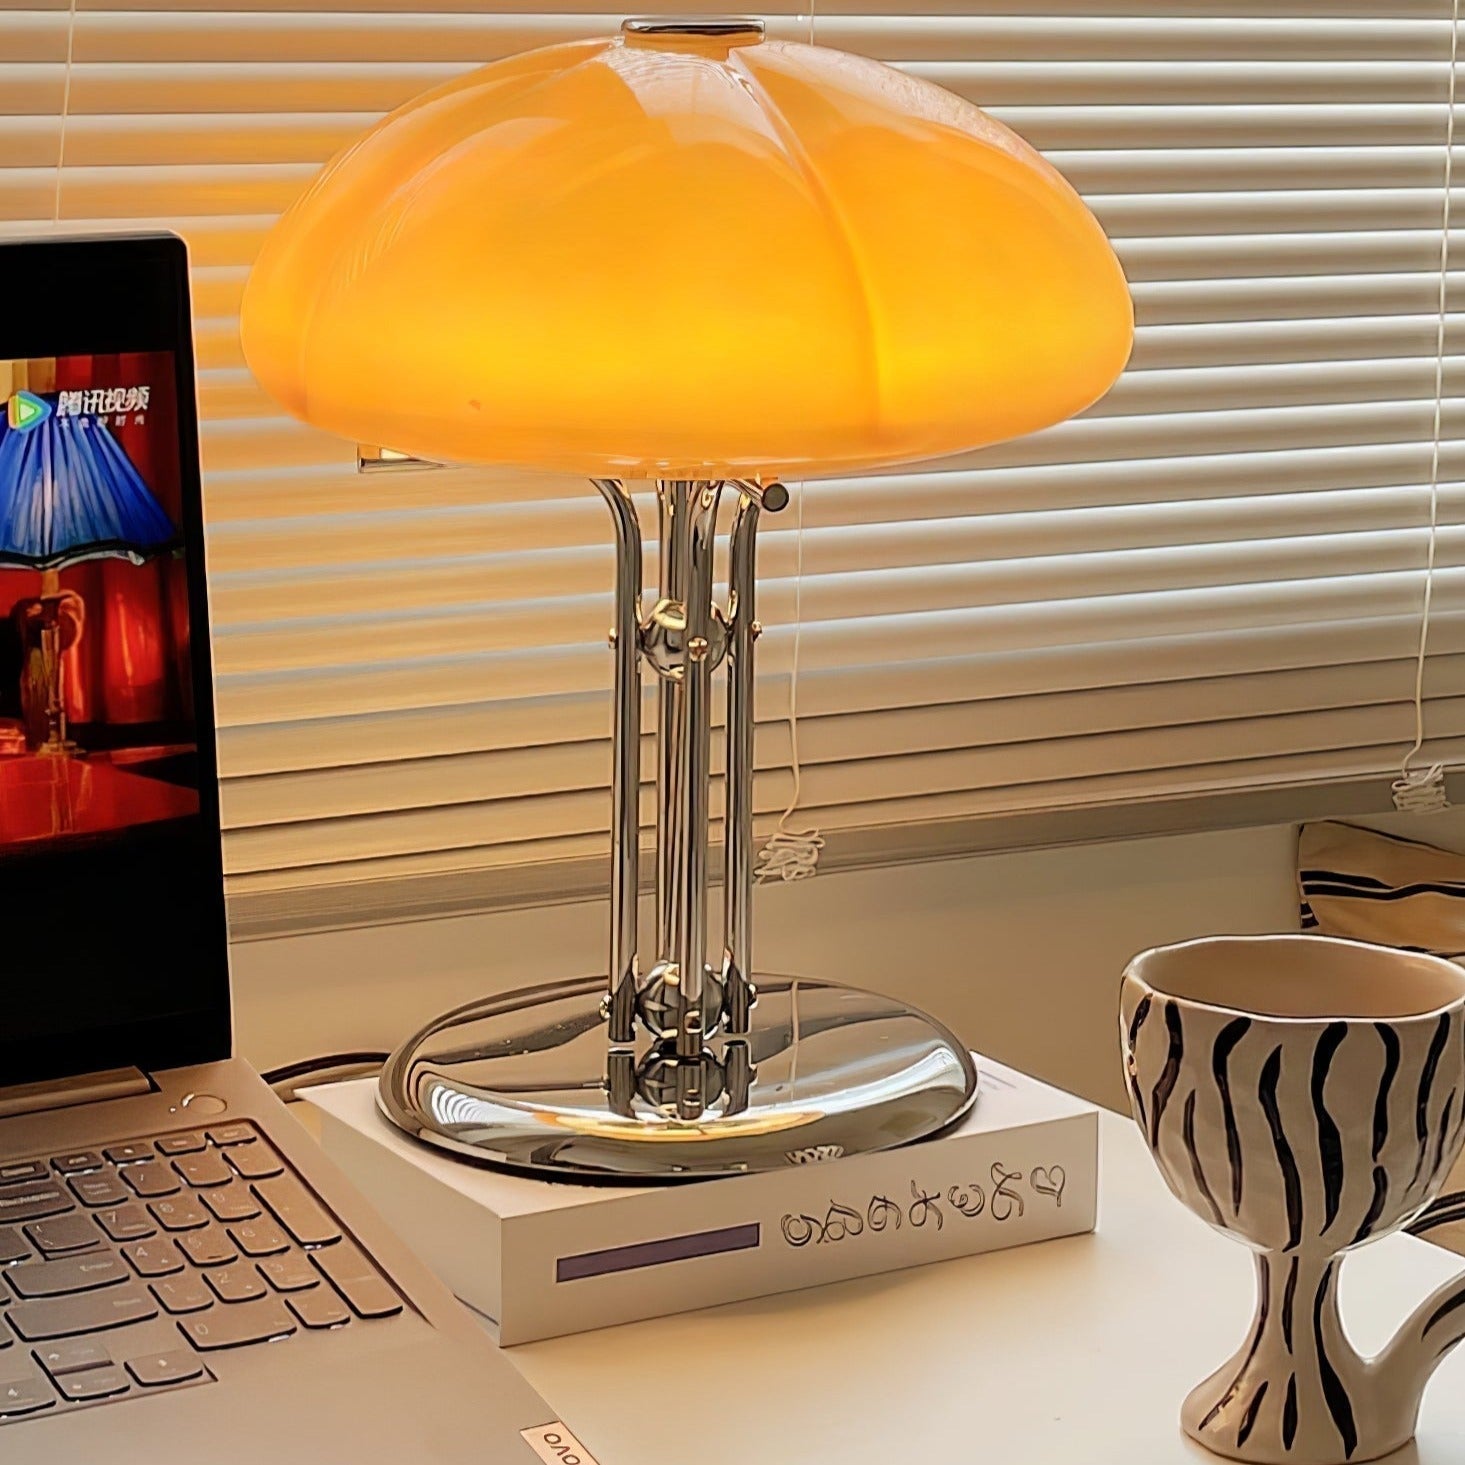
[1299,820,1465,1253]
[1299,821,1465,961]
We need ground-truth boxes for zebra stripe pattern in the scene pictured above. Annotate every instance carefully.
[1214,1016,1251,1210]
[1125,996,1463,1264]
[1122,954,1465,1465]
[1297,820,1465,962]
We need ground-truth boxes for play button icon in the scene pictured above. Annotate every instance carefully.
[7,391,51,432]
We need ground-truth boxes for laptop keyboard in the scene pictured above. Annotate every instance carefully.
[0,1121,403,1424]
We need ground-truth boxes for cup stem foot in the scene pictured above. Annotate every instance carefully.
[1181,1252,1414,1465]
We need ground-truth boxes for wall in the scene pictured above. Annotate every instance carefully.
[231,819,1308,1111]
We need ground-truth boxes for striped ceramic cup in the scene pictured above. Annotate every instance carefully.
[1121,935,1465,1465]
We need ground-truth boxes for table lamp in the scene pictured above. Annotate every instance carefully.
[0,388,178,755]
[241,17,1132,1180]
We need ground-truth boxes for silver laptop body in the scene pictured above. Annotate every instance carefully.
[0,234,555,1464]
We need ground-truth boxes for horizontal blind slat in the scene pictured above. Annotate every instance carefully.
[220,699,1465,872]
[206,487,1459,627]
[217,611,1465,774]
[221,655,1465,828]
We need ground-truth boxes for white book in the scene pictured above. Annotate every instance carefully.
[305,1058,1098,1345]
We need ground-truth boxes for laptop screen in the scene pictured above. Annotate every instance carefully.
[0,237,230,1089]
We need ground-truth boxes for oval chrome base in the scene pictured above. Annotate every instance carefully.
[377,975,979,1182]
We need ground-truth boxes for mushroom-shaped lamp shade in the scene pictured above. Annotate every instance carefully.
[241,22,1132,479]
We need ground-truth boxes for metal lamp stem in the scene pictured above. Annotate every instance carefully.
[591,477,643,1046]
[655,483,681,964]
[723,486,762,1036]
[591,476,774,1090]
[672,481,721,1075]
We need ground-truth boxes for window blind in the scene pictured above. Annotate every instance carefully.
[3,1,1462,917]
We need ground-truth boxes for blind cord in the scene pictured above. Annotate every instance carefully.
[52,0,77,225]
[1393,0,1460,815]
[755,478,825,883]
[755,1,824,885]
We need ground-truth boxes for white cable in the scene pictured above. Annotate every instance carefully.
[1393,0,1459,817]
[53,0,78,226]
[755,478,824,883]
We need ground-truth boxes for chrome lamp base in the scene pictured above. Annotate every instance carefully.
[377,474,978,1180]
[379,975,977,1181]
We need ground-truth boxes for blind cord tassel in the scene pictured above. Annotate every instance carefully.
[1393,764,1451,815]
[755,827,825,883]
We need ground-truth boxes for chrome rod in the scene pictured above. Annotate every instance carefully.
[722,486,760,1035]
[592,477,643,1045]
[655,482,685,962]
[668,480,723,1095]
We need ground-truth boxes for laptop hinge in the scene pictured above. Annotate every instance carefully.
[0,1067,152,1121]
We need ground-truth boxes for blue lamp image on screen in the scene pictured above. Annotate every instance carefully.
[0,390,177,755]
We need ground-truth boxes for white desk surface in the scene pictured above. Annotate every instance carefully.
[505,1113,1465,1465]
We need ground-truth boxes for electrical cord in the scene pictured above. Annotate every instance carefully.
[261,1051,389,1099]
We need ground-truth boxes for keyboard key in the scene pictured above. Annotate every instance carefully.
[51,1152,102,1176]
[150,1275,212,1316]
[288,1288,349,1330]
[0,1162,47,1187]
[122,1163,181,1199]
[177,1231,237,1268]
[9,1287,158,1341]
[0,1376,54,1419]
[126,1350,205,1388]
[0,1227,29,1264]
[33,1339,111,1376]
[94,1206,155,1243]
[0,1184,73,1224]
[253,1178,341,1249]
[176,1296,294,1351]
[225,1144,284,1181]
[311,1244,402,1320]
[230,1221,288,1258]
[25,1216,100,1255]
[256,1255,319,1294]
[102,1145,152,1166]
[150,1196,209,1232]
[69,1173,128,1208]
[156,1132,207,1157]
[207,1124,255,1148]
[173,1152,232,1189]
[205,1265,266,1304]
[202,1185,260,1223]
[7,1254,128,1299]
[121,1242,183,1279]
[57,1364,129,1402]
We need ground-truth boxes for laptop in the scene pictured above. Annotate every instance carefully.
[0,233,557,1463]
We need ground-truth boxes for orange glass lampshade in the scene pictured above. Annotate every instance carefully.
[241,21,1133,479]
